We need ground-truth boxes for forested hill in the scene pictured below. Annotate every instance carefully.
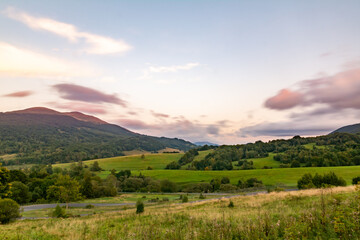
[0,107,195,165]
[332,123,360,134]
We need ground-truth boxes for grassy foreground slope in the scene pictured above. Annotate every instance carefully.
[1,186,358,239]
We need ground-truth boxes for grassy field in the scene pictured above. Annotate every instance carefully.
[2,186,359,239]
[53,153,184,171]
[48,151,360,188]
[232,153,280,169]
[120,165,360,187]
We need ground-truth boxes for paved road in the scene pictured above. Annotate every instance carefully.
[21,202,134,212]
[20,189,298,219]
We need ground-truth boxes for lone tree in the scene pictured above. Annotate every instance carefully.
[90,161,102,172]
[0,198,20,224]
[47,175,81,209]
[136,200,144,214]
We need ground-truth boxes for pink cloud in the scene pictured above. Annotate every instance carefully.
[48,102,107,114]
[264,89,304,110]
[3,90,33,97]
[151,110,169,118]
[53,83,127,107]
[117,119,151,129]
[264,68,360,111]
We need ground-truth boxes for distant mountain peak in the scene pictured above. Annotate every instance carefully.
[332,123,360,134]
[6,107,107,125]
[10,107,61,115]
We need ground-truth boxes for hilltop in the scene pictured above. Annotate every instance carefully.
[332,123,360,134]
[0,107,195,165]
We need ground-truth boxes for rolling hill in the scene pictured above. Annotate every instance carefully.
[332,123,360,134]
[0,107,195,165]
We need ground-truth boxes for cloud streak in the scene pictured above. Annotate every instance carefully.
[265,68,360,110]
[48,101,108,114]
[53,83,127,107]
[3,90,33,97]
[148,63,200,73]
[4,7,132,55]
[116,117,228,142]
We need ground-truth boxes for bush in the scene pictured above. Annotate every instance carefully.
[160,179,178,192]
[199,193,206,199]
[228,200,234,208]
[290,160,300,168]
[51,204,67,218]
[182,195,188,203]
[246,178,263,188]
[298,172,346,189]
[352,176,360,185]
[0,198,20,224]
[165,161,181,170]
[221,177,230,184]
[182,183,212,193]
[136,200,144,214]
[219,184,238,192]
[85,204,94,209]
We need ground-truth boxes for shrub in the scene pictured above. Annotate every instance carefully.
[85,204,94,209]
[246,178,263,188]
[182,183,212,193]
[90,161,103,171]
[297,173,315,189]
[219,184,238,192]
[199,193,206,199]
[136,200,144,214]
[298,172,346,189]
[51,204,67,218]
[165,161,181,170]
[290,160,300,168]
[0,198,20,224]
[160,179,178,192]
[182,195,188,203]
[221,177,230,184]
[352,176,360,185]
[228,200,234,208]
[162,197,169,202]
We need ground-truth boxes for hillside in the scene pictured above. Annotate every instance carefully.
[0,107,195,165]
[1,186,358,239]
[332,123,360,134]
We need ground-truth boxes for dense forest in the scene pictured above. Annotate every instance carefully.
[169,133,360,170]
[0,110,194,166]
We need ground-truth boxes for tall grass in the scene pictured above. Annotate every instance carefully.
[0,185,359,239]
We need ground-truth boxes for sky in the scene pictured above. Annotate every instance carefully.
[0,0,360,144]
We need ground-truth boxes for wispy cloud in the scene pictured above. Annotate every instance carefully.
[264,68,360,111]
[148,62,200,73]
[116,117,229,142]
[48,101,108,114]
[4,7,132,55]
[3,90,33,97]
[0,42,90,77]
[53,83,127,107]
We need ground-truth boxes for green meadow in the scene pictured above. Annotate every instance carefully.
[53,153,183,170]
[97,166,360,188]
[52,151,360,188]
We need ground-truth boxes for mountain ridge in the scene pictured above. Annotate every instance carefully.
[0,107,195,165]
[332,123,360,134]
